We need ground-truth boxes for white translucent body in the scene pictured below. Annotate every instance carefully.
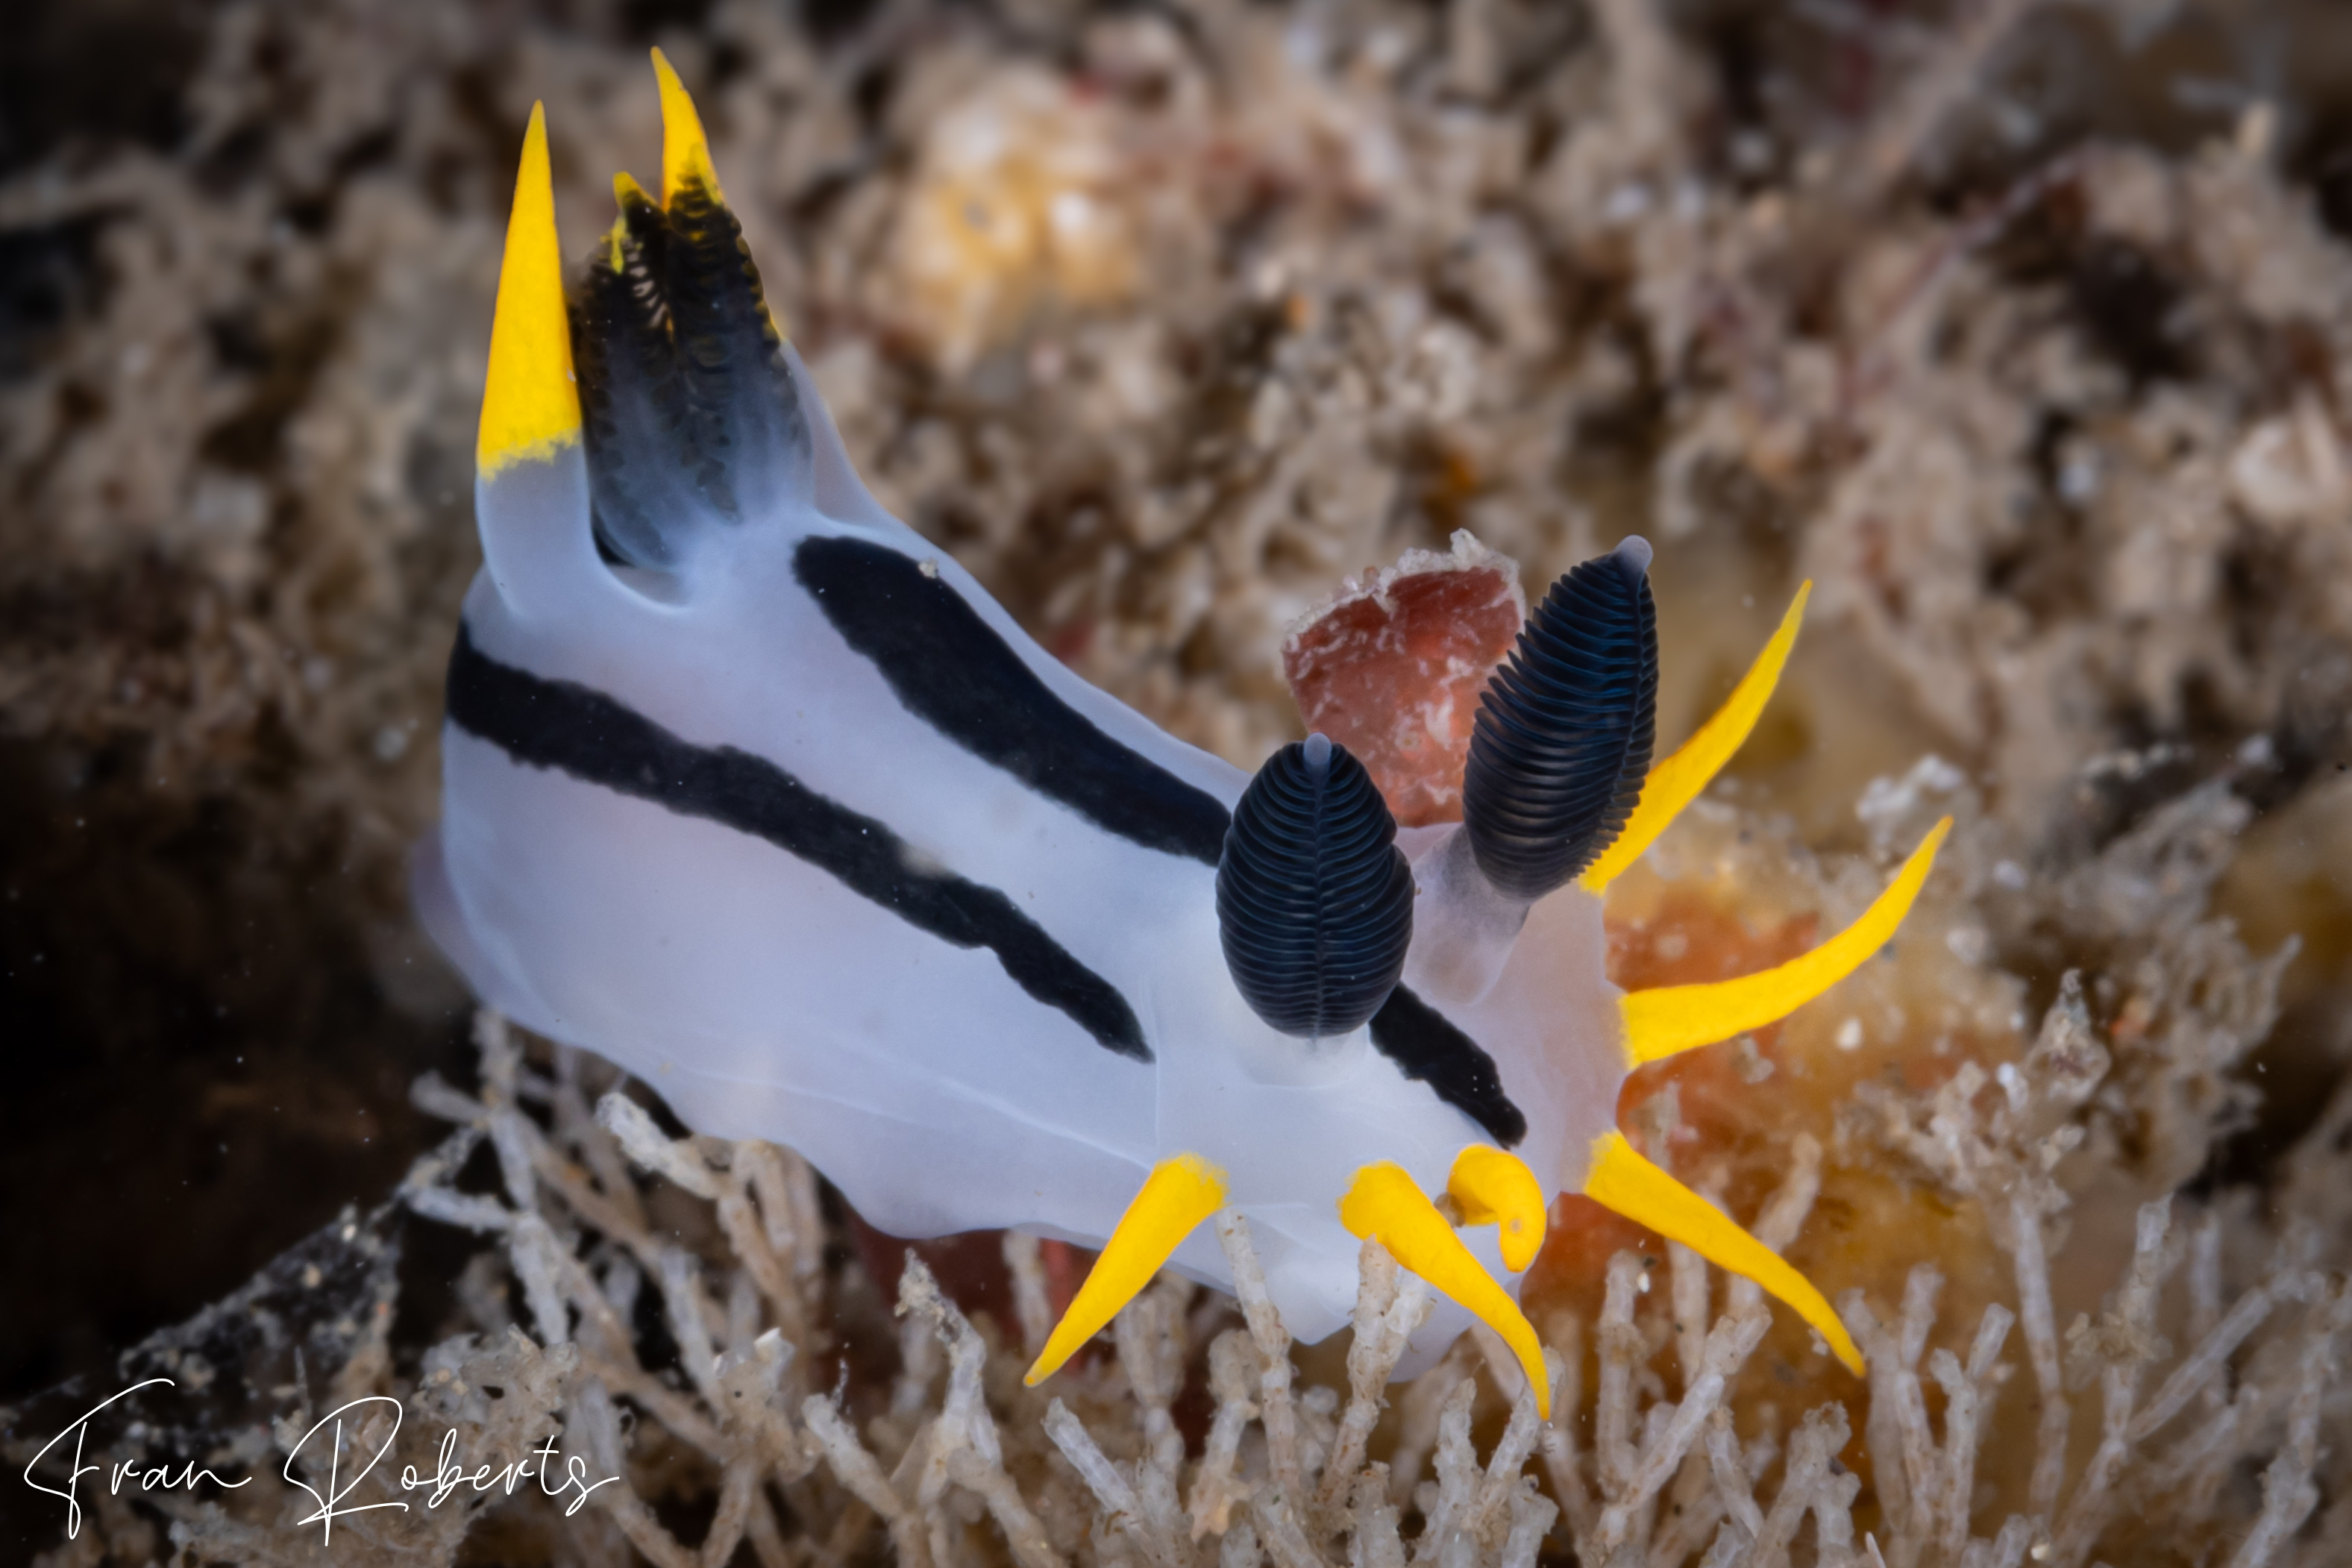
[418,350,1629,1352]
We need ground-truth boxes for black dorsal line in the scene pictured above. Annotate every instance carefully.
[792,536,1232,865]
[1367,985,1528,1147]
[445,624,1150,1062]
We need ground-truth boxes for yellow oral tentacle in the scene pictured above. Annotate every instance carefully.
[1446,1145,1548,1274]
[1025,1154,1226,1386]
[477,102,580,477]
[650,47,724,207]
[1582,1130,1863,1375]
[1580,583,1812,894]
[1619,816,1951,1065]
[1339,1162,1550,1418]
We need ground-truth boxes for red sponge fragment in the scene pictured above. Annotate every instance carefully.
[1281,533,1525,827]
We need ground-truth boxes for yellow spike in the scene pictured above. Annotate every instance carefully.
[1581,583,1813,894]
[1025,1154,1226,1386]
[1581,1130,1863,1375]
[1446,1146,1548,1274]
[606,174,653,274]
[477,102,580,476]
[1619,817,1951,1065]
[1339,1162,1550,1418]
[650,47,724,207]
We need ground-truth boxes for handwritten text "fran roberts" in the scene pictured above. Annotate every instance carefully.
[22,1379,616,1546]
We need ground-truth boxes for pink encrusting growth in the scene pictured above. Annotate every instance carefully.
[1282,533,1527,827]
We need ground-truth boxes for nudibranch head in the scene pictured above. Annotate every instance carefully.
[419,54,1951,1417]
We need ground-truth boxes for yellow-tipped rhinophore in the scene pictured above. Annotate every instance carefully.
[1025,1154,1226,1386]
[1580,583,1813,894]
[650,48,723,207]
[1619,816,1951,1066]
[1446,1146,1548,1273]
[478,103,580,476]
[1581,1130,1863,1375]
[1340,1162,1550,1417]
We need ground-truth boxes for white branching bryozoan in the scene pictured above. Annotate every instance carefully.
[15,962,2342,1568]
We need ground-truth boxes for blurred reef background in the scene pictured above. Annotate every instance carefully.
[13,1,2352,1564]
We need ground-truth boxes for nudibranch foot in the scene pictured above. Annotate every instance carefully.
[1619,815,1953,1065]
[1026,1154,1228,1386]
[1339,1161,1550,1418]
[1581,1130,1864,1375]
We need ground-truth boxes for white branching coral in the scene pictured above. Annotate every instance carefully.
[10,827,2349,1568]
[3,756,2336,1568]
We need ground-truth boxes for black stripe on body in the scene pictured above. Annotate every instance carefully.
[793,536,1232,865]
[445,624,1151,1062]
[1367,986,1527,1147]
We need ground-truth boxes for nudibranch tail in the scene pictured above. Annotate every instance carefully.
[1580,581,1813,894]
[1619,815,1952,1065]
[1339,1162,1550,1417]
[477,102,580,477]
[1217,733,1415,1038]
[1581,1130,1865,1375]
[1462,536,1659,901]
[1026,1155,1228,1386]
[1446,1145,1548,1273]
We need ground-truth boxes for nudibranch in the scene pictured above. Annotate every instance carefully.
[415,54,1950,1417]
